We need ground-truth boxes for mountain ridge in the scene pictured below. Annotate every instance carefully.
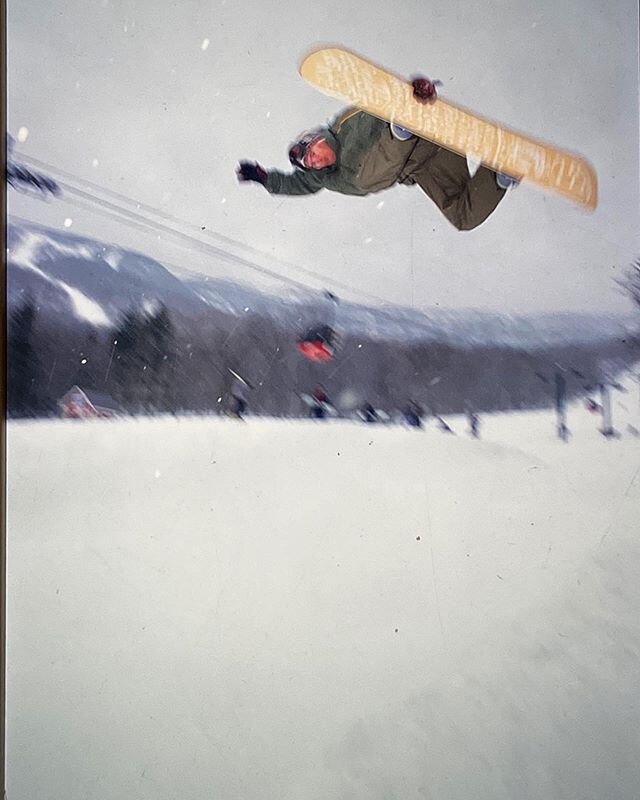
[8,217,637,348]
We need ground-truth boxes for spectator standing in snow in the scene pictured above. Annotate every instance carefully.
[467,410,480,438]
[309,385,331,419]
[404,400,423,428]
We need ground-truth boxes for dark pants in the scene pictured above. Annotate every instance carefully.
[402,139,506,231]
[232,396,247,416]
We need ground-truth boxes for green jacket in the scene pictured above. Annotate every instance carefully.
[264,108,418,197]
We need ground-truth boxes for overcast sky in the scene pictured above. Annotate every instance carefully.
[7,0,640,314]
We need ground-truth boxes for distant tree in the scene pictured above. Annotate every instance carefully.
[70,330,102,391]
[111,304,178,413]
[8,296,42,416]
[176,321,227,413]
[625,257,640,310]
[111,307,146,411]
[144,304,177,411]
[218,313,269,412]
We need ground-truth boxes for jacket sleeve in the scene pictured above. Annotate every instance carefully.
[264,169,326,195]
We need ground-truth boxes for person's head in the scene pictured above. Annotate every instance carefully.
[289,132,337,170]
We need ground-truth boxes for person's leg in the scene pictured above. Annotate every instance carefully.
[413,146,506,231]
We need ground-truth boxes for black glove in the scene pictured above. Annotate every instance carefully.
[411,76,438,104]
[236,161,267,185]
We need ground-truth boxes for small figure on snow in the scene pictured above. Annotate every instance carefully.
[297,291,340,362]
[360,403,379,423]
[308,384,331,419]
[237,77,517,231]
[228,372,250,419]
[404,399,424,428]
[467,409,480,439]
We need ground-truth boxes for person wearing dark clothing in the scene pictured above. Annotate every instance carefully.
[404,400,423,428]
[309,385,330,419]
[237,77,517,232]
[229,376,249,419]
[231,394,247,418]
[362,403,379,423]
[467,410,480,438]
[298,324,337,361]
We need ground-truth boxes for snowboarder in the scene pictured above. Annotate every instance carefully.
[309,385,331,419]
[297,291,340,361]
[467,409,480,438]
[361,403,379,423]
[237,77,517,231]
[404,400,423,428]
[228,372,250,419]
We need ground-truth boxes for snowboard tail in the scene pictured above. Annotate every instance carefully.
[300,47,597,210]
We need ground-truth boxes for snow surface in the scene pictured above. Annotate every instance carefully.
[9,229,112,326]
[6,394,640,800]
[102,248,123,271]
[58,282,111,327]
[11,228,94,271]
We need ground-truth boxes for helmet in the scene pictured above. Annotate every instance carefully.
[288,131,325,169]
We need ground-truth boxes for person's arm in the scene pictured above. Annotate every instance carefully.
[264,167,327,195]
[236,161,325,196]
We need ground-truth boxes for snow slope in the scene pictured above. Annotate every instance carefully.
[6,398,640,800]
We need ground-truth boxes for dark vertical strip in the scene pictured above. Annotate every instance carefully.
[0,0,8,794]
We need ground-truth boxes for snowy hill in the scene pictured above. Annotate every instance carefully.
[8,218,638,347]
[7,219,208,325]
[6,390,640,800]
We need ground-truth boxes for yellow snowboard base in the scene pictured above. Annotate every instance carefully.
[300,47,597,210]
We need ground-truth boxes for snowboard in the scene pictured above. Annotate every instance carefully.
[299,47,598,210]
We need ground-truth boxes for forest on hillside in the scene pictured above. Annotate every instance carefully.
[8,295,638,419]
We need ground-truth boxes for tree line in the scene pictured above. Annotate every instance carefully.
[7,294,639,419]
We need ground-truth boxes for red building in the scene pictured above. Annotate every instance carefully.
[58,385,120,419]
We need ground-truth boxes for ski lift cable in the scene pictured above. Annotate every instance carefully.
[11,193,310,298]
[54,179,319,293]
[10,198,330,371]
[13,194,185,249]
[59,176,387,303]
[23,154,313,267]
[19,154,389,304]
[10,198,314,356]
